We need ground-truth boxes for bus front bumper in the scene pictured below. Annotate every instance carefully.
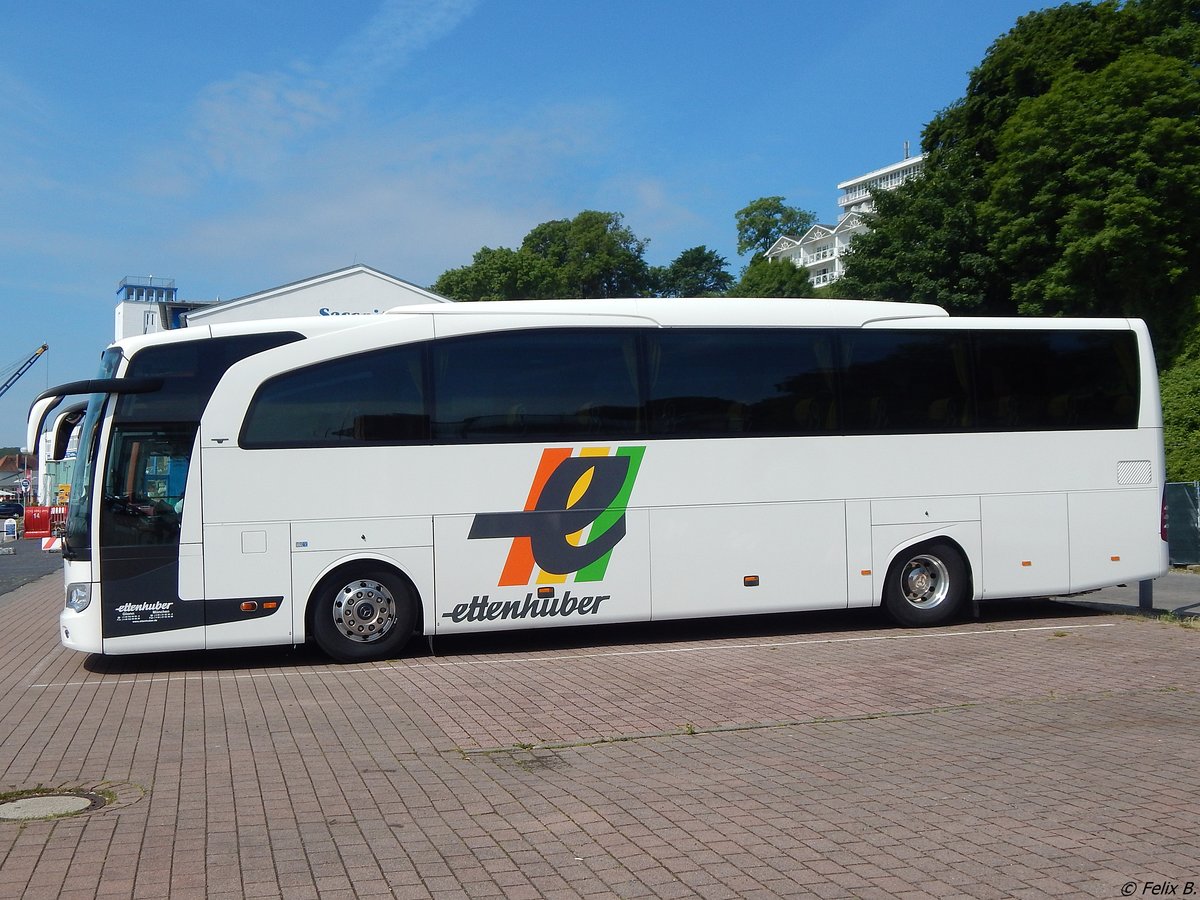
[60,583,103,654]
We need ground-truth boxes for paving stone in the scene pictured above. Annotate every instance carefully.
[0,572,1198,897]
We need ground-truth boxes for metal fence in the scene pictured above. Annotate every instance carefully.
[1167,481,1200,566]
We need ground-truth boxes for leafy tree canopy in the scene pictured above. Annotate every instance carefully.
[838,149,1001,312]
[520,211,652,298]
[433,210,654,301]
[841,0,1200,358]
[734,197,816,257]
[728,256,813,298]
[432,246,560,302]
[983,43,1200,351]
[925,0,1129,162]
[837,0,1200,477]
[655,246,734,297]
[1161,353,1200,481]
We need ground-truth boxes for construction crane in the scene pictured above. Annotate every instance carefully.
[0,344,49,400]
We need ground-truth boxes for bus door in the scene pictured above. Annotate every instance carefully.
[98,422,205,650]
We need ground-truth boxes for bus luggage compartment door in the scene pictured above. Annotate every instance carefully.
[979,493,1070,598]
[650,500,847,620]
[202,522,293,648]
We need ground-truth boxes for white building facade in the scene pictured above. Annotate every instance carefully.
[765,153,925,287]
[114,265,449,341]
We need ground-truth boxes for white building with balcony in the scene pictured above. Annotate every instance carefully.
[765,152,925,287]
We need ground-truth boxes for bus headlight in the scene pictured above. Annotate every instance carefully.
[66,583,92,613]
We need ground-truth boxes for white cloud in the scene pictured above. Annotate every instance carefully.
[0,69,52,130]
[109,0,679,291]
[0,69,60,194]
[624,179,706,241]
[162,102,615,286]
[327,0,479,93]
[184,0,478,182]
[168,175,520,287]
[190,69,339,177]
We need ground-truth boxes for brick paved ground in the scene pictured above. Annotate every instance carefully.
[0,537,59,598]
[0,572,1197,899]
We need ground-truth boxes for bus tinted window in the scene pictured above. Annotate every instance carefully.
[647,329,838,437]
[972,331,1139,431]
[840,331,972,433]
[234,325,1141,448]
[241,344,428,447]
[119,333,302,423]
[432,329,641,443]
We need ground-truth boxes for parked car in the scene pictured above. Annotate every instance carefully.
[0,502,24,520]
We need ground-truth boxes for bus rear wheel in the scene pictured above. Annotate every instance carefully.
[883,542,968,627]
[311,568,416,663]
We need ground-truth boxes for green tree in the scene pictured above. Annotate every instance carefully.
[924,1,1127,163]
[657,246,733,297]
[841,0,1200,345]
[729,256,813,298]
[839,149,1002,312]
[432,246,560,301]
[981,45,1200,357]
[434,210,655,301]
[520,211,652,298]
[1161,353,1200,481]
[734,197,816,257]
[845,1,1146,314]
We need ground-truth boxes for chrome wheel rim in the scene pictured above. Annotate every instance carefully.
[900,555,950,609]
[331,579,397,643]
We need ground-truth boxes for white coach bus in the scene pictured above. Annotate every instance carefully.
[30,299,1167,662]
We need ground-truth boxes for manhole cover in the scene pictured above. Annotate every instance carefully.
[0,791,106,821]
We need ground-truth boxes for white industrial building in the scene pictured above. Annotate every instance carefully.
[114,264,448,340]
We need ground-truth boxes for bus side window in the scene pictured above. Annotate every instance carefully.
[431,329,642,443]
[646,328,838,438]
[839,331,971,434]
[972,330,1139,432]
[241,343,428,448]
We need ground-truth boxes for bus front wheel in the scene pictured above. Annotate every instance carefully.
[310,568,416,663]
[883,542,968,627]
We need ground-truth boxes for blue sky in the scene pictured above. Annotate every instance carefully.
[1,0,1057,446]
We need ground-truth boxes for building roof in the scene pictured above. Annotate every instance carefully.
[836,153,926,191]
[185,264,448,324]
[764,214,867,258]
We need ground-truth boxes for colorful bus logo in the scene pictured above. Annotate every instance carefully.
[468,446,645,586]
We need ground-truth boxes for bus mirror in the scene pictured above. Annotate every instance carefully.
[48,402,87,462]
[26,395,62,455]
